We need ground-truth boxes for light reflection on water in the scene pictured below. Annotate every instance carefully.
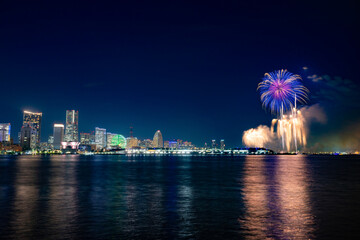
[241,155,314,239]
[0,155,359,239]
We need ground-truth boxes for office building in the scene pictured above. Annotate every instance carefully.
[106,132,115,148]
[64,110,79,142]
[20,126,35,150]
[0,123,11,143]
[53,124,64,150]
[95,127,106,150]
[211,139,217,149]
[220,139,225,150]
[80,132,91,145]
[22,111,42,148]
[152,130,163,148]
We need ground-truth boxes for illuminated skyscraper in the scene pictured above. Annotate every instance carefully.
[64,110,79,142]
[95,127,106,150]
[20,126,35,150]
[80,132,91,145]
[53,124,64,150]
[212,139,216,149]
[0,123,11,143]
[106,132,115,148]
[22,111,42,149]
[152,130,163,148]
[220,139,225,150]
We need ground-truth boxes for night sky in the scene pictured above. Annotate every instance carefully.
[1,1,359,149]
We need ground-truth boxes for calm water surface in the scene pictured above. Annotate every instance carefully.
[0,155,359,239]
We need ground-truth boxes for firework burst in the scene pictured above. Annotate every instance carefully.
[257,69,309,115]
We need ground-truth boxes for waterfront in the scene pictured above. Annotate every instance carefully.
[0,155,359,239]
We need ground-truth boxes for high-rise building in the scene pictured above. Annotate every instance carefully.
[212,139,216,149]
[106,132,115,148]
[22,111,42,148]
[53,124,64,150]
[20,126,35,150]
[152,130,163,148]
[0,123,11,143]
[64,110,79,142]
[80,132,91,145]
[89,131,95,144]
[95,127,106,150]
[220,139,225,150]
[163,140,169,148]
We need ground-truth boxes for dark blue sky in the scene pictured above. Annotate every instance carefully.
[1,0,359,147]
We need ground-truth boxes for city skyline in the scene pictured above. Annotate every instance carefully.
[2,109,209,151]
[2,109,227,149]
[1,1,359,151]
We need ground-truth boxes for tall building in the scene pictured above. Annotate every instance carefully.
[20,126,35,150]
[152,130,163,148]
[22,111,42,148]
[64,110,79,142]
[89,131,95,144]
[0,123,11,143]
[212,139,216,149]
[53,124,64,150]
[220,139,225,150]
[80,132,91,145]
[95,127,106,150]
[106,132,115,148]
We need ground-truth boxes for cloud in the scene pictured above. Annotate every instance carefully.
[310,75,359,107]
[303,72,360,152]
[300,104,327,124]
[307,74,323,82]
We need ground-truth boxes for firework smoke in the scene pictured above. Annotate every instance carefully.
[242,125,274,148]
[243,105,326,152]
